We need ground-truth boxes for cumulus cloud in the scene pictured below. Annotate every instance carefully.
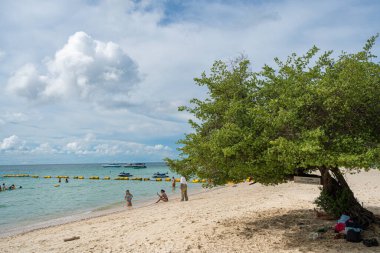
[7,32,140,107]
[0,135,22,150]
[32,143,57,154]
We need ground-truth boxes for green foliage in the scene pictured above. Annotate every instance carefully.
[314,188,351,218]
[166,35,380,185]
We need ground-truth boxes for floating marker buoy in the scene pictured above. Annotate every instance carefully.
[115,177,129,180]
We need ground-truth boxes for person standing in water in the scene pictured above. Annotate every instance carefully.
[180,176,188,201]
[125,190,133,207]
[171,177,176,188]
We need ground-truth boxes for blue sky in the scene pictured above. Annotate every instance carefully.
[0,0,379,165]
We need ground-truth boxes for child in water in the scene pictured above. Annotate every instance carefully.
[125,190,133,207]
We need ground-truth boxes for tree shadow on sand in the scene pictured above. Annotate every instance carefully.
[219,208,380,253]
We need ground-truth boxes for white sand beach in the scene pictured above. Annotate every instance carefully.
[1,170,379,253]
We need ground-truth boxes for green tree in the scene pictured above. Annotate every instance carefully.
[166,36,380,227]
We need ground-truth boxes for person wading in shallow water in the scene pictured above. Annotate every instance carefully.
[171,177,176,188]
[125,190,133,207]
[180,176,188,201]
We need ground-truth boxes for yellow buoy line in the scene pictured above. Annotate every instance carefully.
[1,174,206,183]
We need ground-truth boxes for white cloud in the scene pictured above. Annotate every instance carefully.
[0,134,172,157]
[32,143,57,154]
[60,133,172,157]
[145,144,171,152]
[0,135,22,150]
[7,32,140,107]
[93,144,124,155]
[6,64,47,100]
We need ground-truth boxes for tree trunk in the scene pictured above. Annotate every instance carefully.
[319,166,377,228]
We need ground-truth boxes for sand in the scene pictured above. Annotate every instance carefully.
[1,170,380,253]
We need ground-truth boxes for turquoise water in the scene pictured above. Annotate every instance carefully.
[0,163,201,234]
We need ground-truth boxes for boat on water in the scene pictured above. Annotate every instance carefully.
[152,172,169,178]
[124,163,147,169]
[102,163,122,168]
[118,172,133,177]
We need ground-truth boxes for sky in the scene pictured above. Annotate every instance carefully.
[0,0,379,165]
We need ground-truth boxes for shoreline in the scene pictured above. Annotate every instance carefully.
[0,185,210,238]
[1,170,379,252]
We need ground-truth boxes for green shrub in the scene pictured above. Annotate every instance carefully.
[314,187,351,218]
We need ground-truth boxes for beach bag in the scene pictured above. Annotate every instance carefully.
[346,229,362,243]
[345,219,362,229]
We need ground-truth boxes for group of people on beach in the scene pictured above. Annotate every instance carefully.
[124,176,189,207]
[0,183,21,192]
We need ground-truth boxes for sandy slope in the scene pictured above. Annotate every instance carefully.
[1,170,379,253]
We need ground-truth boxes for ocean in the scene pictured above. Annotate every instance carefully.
[0,163,202,235]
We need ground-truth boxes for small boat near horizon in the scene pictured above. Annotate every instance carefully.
[124,163,147,169]
[102,163,122,168]
[118,172,133,177]
[152,172,169,178]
